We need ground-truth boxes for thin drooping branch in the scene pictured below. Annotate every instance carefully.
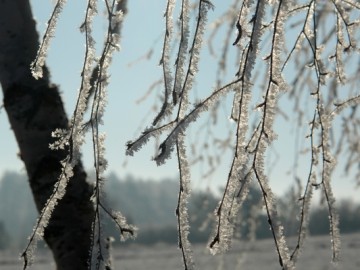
[0,1,95,269]
[21,1,100,265]
[14,0,136,269]
[128,0,359,269]
[31,0,67,79]
[153,0,175,126]
[175,135,195,270]
[6,0,359,269]
[88,1,137,268]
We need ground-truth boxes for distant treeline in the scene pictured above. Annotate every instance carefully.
[0,171,360,250]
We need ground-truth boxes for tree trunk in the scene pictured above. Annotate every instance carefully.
[0,0,95,269]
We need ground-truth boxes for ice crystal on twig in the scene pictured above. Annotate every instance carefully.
[31,0,68,79]
[176,134,195,270]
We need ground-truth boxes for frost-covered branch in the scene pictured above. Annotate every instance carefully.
[22,1,137,269]
[20,0,360,269]
[31,0,67,79]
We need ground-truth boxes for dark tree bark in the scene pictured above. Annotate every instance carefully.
[0,0,95,269]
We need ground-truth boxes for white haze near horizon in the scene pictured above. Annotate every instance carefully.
[0,0,359,203]
[2,233,360,269]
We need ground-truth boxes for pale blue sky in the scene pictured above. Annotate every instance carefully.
[0,0,359,202]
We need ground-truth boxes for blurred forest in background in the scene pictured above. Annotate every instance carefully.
[1,172,359,251]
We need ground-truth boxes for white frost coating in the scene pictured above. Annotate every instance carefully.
[303,2,315,47]
[327,0,360,97]
[209,165,251,255]
[319,109,341,262]
[154,80,240,165]
[178,0,214,120]
[209,0,268,255]
[176,134,195,270]
[60,0,98,166]
[125,122,177,156]
[152,0,175,125]
[88,5,127,268]
[49,128,70,150]
[24,2,126,268]
[88,6,124,180]
[269,0,290,93]
[111,210,138,241]
[31,0,68,79]
[241,0,266,83]
[209,86,252,254]
[291,181,313,263]
[94,132,108,175]
[22,160,74,268]
[127,0,216,164]
[162,0,175,95]
[331,94,360,119]
[276,226,295,270]
[253,161,294,270]
[172,0,190,104]
[251,2,294,268]
[230,90,242,121]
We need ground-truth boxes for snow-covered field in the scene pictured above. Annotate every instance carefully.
[1,233,360,269]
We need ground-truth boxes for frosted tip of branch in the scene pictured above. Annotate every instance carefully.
[30,62,44,80]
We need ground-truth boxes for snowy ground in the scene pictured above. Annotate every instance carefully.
[1,233,360,269]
